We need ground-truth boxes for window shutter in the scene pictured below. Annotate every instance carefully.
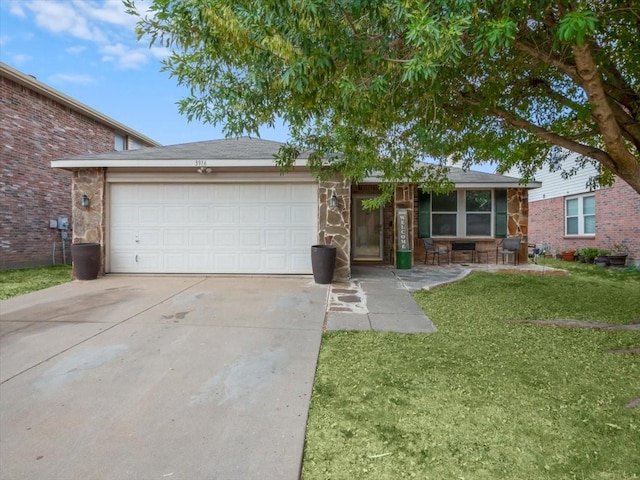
[418,192,431,238]
[495,189,507,238]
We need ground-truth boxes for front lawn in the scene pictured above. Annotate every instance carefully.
[302,270,640,479]
[0,265,72,300]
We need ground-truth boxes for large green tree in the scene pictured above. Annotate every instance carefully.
[125,0,640,196]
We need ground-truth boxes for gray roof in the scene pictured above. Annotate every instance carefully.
[56,136,307,161]
[445,166,534,185]
[52,136,539,188]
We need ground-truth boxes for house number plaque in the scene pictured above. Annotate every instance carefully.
[397,209,410,250]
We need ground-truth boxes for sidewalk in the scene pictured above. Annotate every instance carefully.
[325,265,438,333]
[324,262,568,333]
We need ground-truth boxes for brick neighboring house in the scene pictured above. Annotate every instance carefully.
[524,153,640,265]
[0,62,160,270]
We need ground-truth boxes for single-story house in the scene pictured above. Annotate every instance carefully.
[51,137,540,280]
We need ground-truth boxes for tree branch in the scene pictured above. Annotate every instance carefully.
[573,43,640,179]
[514,40,580,82]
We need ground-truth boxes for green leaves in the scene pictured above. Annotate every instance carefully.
[473,18,517,56]
[557,10,598,46]
[127,0,640,193]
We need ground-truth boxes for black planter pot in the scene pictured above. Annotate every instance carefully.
[311,245,336,284]
[71,243,101,280]
[608,254,627,267]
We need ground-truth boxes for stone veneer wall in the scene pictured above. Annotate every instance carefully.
[71,168,106,276]
[507,188,529,262]
[318,177,351,281]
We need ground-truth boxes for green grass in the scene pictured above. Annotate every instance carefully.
[302,271,640,479]
[0,264,72,300]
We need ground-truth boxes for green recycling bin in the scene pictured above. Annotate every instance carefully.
[396,250,412,269]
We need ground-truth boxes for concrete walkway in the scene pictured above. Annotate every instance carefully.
[325,265,438,333]
[325,262,567,333]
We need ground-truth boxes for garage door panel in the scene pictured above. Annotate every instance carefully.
[213,254,237,271]
[212,184,238,202]
[265,254,288,271]
[188,206,209,223]
[163,185,188,203]
[214,230,238,247]
[239,230,261,247]
[239,206,262,224]
[111,205,136,224]
[110,183,317,274]
[291,205,315,224]
[265,206,288,224]
[213,206,237,224]
[265,230,287,247]
[139,206,163,224]
[189,230,210,247]
[139,185,162,202]
[139,230,163,247]
[163,206,188,224]
[111,228,137,247]
[164,230,187,247]
[291,229,316,248]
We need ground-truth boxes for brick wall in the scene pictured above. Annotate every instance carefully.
[0,75,115,270]
[528,179,640,263]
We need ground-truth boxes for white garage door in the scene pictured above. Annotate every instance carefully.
[109,183,317,274]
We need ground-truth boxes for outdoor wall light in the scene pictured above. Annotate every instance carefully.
[80,194,91,208]
[329,190,339,209]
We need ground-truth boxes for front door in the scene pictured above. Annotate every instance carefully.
[352,195,383,261]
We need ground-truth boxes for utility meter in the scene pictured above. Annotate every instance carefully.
[57,216,69,230]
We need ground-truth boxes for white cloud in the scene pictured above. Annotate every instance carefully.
[72,0,138,29]
[13,54,32,65]
[49,73,96,85]
[8,2,26,18]
[66,45,87,54]
[17,1,163,69]
[0,35,9,47]
[100,43,149,69]
[26,0,107,43]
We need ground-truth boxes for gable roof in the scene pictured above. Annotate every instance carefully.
[52,137,310,168]
[1,62,160,148]
[51,135,540,188]
[361,163,541,189]
[445,166,540,188]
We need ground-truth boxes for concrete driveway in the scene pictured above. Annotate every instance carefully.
[0,275,328,480]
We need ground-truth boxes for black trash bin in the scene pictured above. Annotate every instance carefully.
[311,245,337,284]
[71,243,101,280]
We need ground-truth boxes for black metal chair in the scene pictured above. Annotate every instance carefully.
[422,238,450,265]
[496,238,521,265]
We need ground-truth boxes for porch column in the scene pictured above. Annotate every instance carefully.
[318,176,351,281]
[507,187,529,263]
[71,168,106,276]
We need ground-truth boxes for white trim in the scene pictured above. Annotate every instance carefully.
[565,193,596,236]
[431,189,496,238]
[106,170,315,183]
[52,158,309,169]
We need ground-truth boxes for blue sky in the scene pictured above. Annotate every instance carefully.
[0,0,288,146]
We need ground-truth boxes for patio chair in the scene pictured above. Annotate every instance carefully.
[496,238,521,265]
[422,238,450,265]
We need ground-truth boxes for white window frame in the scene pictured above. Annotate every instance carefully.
[431,189,495,238]
[114,133,126,151]
[565,194,595,236]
